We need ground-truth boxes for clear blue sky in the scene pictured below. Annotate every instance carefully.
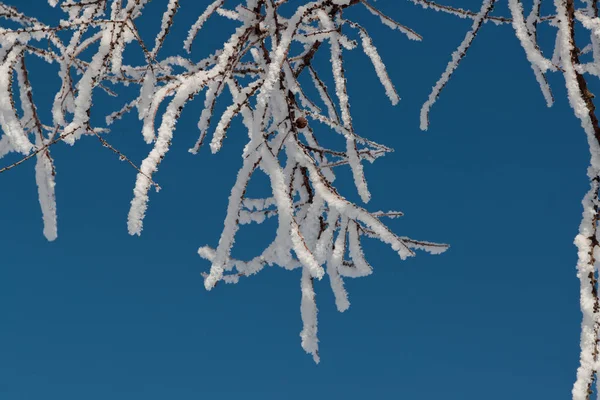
[0,1,586,399]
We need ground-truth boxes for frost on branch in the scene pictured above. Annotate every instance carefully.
[418,1,600,399]
[0,0,447,362]
[5,0,600,391]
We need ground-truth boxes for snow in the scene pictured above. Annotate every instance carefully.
[0,0,450,364]
[420,0,496,131]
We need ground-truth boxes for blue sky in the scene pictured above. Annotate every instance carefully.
[0,1,587,399]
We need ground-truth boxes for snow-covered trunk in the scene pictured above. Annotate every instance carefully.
[552,1,600,399]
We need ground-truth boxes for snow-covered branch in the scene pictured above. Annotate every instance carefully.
[0,0,448,363]
[420,1,600,398]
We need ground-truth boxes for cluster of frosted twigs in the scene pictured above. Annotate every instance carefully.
[9,0,600,389]
[0,0,450,363]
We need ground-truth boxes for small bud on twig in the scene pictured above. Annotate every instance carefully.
[295,116,308,129]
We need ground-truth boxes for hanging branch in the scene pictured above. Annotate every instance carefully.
[420,0,496,130]
[420,1,600,399]
[0,0,448,363]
